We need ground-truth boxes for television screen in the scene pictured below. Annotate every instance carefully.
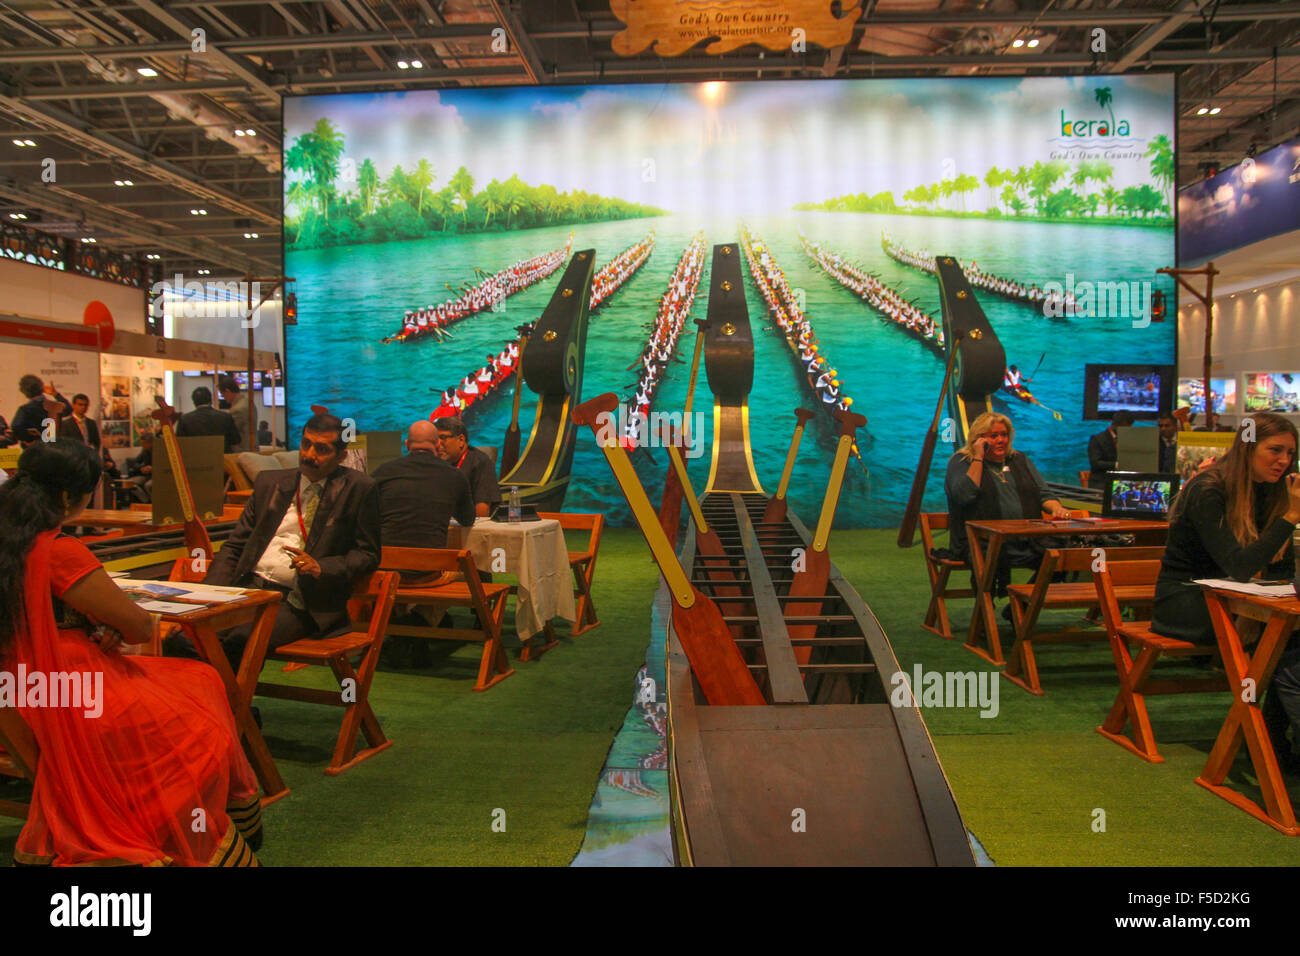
[1244,372,1300,413]
[1103,472,1180,519]
[262,386,286,407]
[1177,377,1236,414]
[1084,364,1174,420]
[181,370,202,378]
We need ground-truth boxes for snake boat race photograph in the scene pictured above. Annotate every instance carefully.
[284,75,1177,527]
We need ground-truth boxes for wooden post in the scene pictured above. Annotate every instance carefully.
[1158,262,1218,424]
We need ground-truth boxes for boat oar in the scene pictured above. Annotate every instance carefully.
[898,330,964,548]
[682,318,710,426]
[764,408,816,524]
[499,325,531,477]
[572,393,764,706]
[1025,393,1064,420]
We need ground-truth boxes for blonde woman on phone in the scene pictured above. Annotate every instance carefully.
[944,411,1071,597]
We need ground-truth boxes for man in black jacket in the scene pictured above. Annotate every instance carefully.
[59,393,101,449]
[11,374,70,446]
[176,386,242,452]
[178,410,381,668]
[1087,410,1134,483]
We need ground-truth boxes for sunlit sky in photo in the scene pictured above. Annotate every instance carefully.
[284,74,1175,217]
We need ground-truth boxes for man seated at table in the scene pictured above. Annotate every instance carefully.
[372,420,475,666]
[167,410,380,670]
[433,415,500,517]
[944,412,1071,604]
[125,433,155,503]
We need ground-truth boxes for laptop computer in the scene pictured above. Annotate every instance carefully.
[1102,471,1181,520]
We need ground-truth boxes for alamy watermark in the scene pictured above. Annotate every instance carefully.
[889,664,999,718]
[0,665,103,718]
[1041,273,1155,328]
[593,408,707,459]
[150,274,262,328]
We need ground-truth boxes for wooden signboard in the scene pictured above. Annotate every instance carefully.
[151,435,225,525]
[611,0,859,56]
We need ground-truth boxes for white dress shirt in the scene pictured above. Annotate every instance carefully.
[253,475,324,596]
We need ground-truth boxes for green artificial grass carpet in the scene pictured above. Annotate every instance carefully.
[2,527,1297,866]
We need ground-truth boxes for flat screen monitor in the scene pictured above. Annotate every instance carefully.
[1244,372,1300,413]
[1177,377,1236,414]
[1083,364,1174,421]
[180,370,202,378]
[262,386,285,407]
[1102,472,1180,520]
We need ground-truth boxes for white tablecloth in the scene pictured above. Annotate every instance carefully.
[450,517,576,638]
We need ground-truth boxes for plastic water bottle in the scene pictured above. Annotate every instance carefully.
[508,486,521,523]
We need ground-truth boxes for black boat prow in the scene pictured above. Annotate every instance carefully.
[935,255,1005,447]
[702,242,763,495]
[500,248,596,511]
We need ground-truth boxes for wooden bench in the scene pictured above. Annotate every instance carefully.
[1003,545,1165,695]
[1092,559,1225,762]
[538,512,604,637]
[920,512,971,641]
[255,571,399,775]
[380,547,515,692]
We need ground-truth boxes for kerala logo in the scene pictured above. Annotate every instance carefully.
[1060,86,1131,137]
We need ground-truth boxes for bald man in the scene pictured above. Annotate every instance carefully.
[371,419,475,554]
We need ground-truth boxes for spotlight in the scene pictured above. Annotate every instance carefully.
[1027,38,1039,48]
[189,208,207,215]
[198,268,211,275]
[234,129,246,137]
[1196,107,1209,115]
[243,232,259,239]
[23,139,35,146]
[81,237,96,243]
[411,60,423,69]
[146,253,161,260]
[244,129,256,136]
[9,212,28,220]
[397,60,409,69]
[1012,39,1025,48]
[1209,106,1221,115]
[114,179,134,187]
[137,67,158,77]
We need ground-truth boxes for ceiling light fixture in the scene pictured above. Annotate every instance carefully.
[198,269,211,275]
[9,213,28,220]
[81,237,96,243]
[234,129,245,137]
[411,60,423,69]
[137,67,158,77]
[145,253,160,260]
[1012,39,1025,48]
[397,60,410,69]
[243,232,259,239]
[190,208,207,215]
[1209,106,1221,115]
[114,179,134,186]
[1027,38,1039,48]
[244,129,256,136]
[1196,107,1209,115]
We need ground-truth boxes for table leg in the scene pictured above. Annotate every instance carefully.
[964,531,1006,666]
[1195,597,1299,835]
[519,621,560,662]
[186,612,290,807]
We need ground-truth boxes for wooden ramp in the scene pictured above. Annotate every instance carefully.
[667,493,975,867]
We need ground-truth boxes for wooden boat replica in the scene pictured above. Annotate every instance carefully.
[497,248,596,512]
[572,243,974,866]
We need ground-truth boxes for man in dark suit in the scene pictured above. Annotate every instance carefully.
[1088,410,1134,483]
[11,374,70,446]
[1158,414,1178,473]
[176,410,381,669]
[58,393,101,449]
[176,386,242,452]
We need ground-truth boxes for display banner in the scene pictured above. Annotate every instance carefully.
[100,353,165,448]
[0,342,100,439]
[284,75,1175,527]
[1178,134,1300,263]
[610,0,859,56]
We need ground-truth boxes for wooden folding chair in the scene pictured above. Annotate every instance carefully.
[381,547,514,692]
[1003,545,1164,695]
[0,705,38,820]
[920,512,971,640]
[1078,471,1091,488]
[1092,559,1225,762]
[538,512,604,637]
[255,570,399,775]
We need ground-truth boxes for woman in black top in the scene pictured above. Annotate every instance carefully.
[1151,413,1300,763]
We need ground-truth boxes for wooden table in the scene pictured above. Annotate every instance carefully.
[448,517,577,647]
[154,589,290,807]
[77,505,245,536]
[964,518,1168,666]
[1197,586,1300,835]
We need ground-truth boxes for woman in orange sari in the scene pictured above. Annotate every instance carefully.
[0,440,262,866]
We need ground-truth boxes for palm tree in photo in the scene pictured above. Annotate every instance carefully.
[411,159,435,216]
[1101,185,1120,217]
[358,159,379,215]
[984,167,1004,212]
[1145,134,1175,208]
[449,166,476,226]
[1001,184,1020,215]
[1095,86,1115,133]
